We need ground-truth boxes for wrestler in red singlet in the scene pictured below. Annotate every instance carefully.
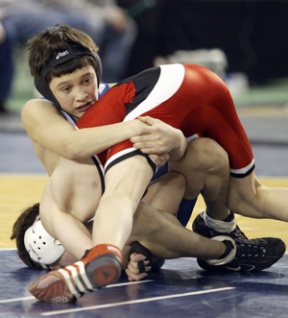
[76,64,254,178]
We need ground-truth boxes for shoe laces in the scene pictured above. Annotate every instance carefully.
[236,242,266,258]
[232,225,249,240]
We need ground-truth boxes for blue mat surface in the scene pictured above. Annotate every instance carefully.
[0,249,287,318]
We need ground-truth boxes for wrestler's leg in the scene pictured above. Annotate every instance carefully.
[128,139,227,249]
[229,172,288,221]
[169,137,230,220]
[141,171,187,216]
[187,69,288,221]
[29,155,154,303]
[92,155,154,249]
[129,201,226,260]
[127,168,286,280]
[126,171,230,280]
[192,68,288,224]
[126,148,241,278]
[127,138,231,269]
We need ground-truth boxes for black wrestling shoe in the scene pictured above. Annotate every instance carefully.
[197,236,286,272]
[192,211,248,241]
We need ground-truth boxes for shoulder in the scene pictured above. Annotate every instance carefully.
[21,98,71,141]
[22,98,57,118]
[21,99,59,124]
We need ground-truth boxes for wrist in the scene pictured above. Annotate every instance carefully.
[169,130,187,161]
[128,119,142,136]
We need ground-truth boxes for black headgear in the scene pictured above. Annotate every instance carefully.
[34,43,102,108]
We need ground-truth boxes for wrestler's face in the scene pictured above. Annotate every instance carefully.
[49,65,98,119]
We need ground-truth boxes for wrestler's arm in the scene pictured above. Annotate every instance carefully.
[21,99,145,160]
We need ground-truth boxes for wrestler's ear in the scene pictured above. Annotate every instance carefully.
[34,76,59,107]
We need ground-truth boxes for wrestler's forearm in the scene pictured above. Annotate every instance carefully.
[22,99,147,161]
[67,120,145,160]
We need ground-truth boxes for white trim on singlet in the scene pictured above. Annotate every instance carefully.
[186,134,199,141]
[230,159,255,176]
[105,148,137,168]
[61,110,77,126]
[123,64,185,121]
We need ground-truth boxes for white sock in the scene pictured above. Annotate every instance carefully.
[206,236,236,266]
[202,210,236,233]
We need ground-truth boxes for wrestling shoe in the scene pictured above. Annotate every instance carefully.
[29,244,122,304]
[192,211,248,241]
[197,235,286,272]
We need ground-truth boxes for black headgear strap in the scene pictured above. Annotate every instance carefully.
[34,43,102,108]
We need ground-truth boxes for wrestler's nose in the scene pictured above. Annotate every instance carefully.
[75,86,89,101]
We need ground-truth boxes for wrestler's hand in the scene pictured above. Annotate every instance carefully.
[131,116,187,161]
[149,153,170,168]
[125,253,152,281]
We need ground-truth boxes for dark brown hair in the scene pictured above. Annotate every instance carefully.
[27,24,99,82]
[11,203,43,269]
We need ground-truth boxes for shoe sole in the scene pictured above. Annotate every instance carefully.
[29,271,76,304]
[86,254,122,288]
[29,254,122,304]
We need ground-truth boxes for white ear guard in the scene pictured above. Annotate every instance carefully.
[24,217,65,269]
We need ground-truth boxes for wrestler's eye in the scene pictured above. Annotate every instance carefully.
[61,86,72,93]
[83,76,93,85]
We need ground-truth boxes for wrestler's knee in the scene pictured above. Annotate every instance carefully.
[166,171,187,192]
[186,137,228,172]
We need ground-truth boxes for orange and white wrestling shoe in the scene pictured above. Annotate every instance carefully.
[29,244,122,304]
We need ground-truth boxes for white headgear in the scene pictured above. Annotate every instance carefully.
[24,217,65,269]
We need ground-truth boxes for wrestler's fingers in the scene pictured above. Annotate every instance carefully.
[137,116,161,126]
[134,116,164,137]
[130,128,155,142]
[149,153,169,167]
[127,253,152,281]
[126,262,152,276]
[128,254,151,271]
[129,253,147,262]
[125,268,148,281]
